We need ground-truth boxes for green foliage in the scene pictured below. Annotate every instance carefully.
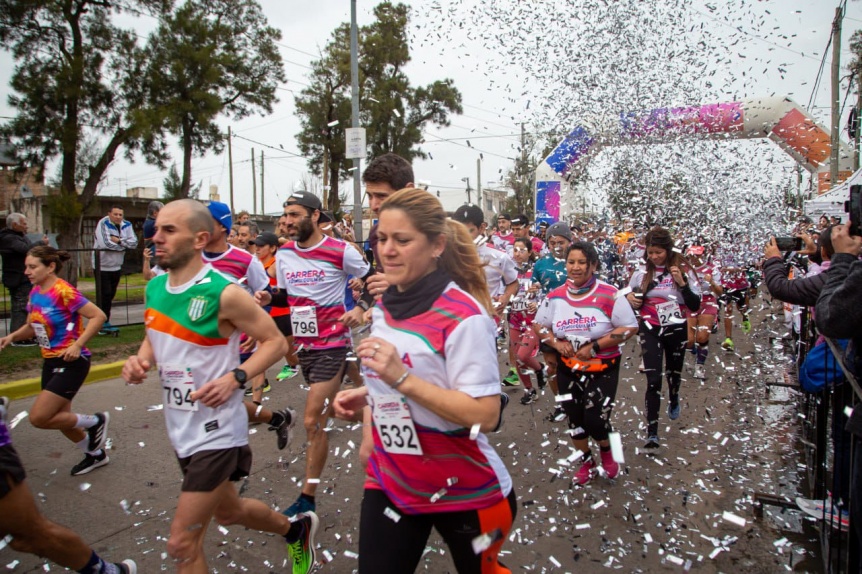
[144,0,286,198]
[45,192,83,230]
[849,29,862,90]
[295,2,463,210]
[163,163,201,201]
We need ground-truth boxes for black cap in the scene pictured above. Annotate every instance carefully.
[511,214,529,227]
[251,231,279,247]
[284,190,323,212]
[319,210,333,224]
[452,204,485,228]
[496,213,512,221]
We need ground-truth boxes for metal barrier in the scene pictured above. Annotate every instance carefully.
[756,304,859,573]
[1,247,145,336]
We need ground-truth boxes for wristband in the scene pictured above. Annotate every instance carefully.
[391,371,410,389]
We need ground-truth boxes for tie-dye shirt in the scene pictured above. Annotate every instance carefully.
[27,279,92,359]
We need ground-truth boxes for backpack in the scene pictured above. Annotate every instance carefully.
[798,338,850,393]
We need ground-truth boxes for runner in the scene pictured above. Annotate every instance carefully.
[121,199,307,574]
[717,243,751,351]
[511,213,546,254]
[252,232,299,383]
[687,244,723,380]
[0,246,110,476]
[452,204,519,386]
[533,241,638,485]
[256,191,371,520]
[626,227,701,449]
[507,237,544,404]
[0,397,136,573]
[491,213,516,254]
[332,188,516,573]
[203,202,294,449]
[531,222,573,420]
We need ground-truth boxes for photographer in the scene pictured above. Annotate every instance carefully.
[762,227,833,307]
[815,223,862,553]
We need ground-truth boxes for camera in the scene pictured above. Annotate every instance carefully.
[846,184,862,236]
[775,237,803,251]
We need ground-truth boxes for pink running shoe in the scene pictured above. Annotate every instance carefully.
[600,449,620,480]
[573,457,596,486]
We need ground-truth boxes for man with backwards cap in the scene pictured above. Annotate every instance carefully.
[491,213,516,254]
[511,213,546,255]
[531,221,573,422]
[256,191,373,530]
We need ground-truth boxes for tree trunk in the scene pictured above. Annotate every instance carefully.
[180,117,193,198]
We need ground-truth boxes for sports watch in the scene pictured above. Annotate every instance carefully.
[232,368,248,389]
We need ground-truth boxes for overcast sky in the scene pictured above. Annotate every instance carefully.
[2,0,861,215]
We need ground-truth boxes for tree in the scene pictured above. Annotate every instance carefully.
[144,0,286,198]
[295,2,463,211]
[0,0,168,282]
[163,163,201,201]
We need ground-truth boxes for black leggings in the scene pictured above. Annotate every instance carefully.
[556,357,620,441]
[358,488,517,574]
[641,322,687,436]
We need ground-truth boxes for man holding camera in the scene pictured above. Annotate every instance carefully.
[815,223,862,556]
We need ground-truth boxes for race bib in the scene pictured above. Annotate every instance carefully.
[565,334,591,350]
[656,301,683,327]
[31,323,51,349]
[510,297,528,312]
[371,394,423,456]
[160,364,198,412]
[291,306,319,337]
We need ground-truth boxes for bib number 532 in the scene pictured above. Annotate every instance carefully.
[377,422,420,454]
[371,393,423,455]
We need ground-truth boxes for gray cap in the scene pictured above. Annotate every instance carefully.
[546,221,572,241]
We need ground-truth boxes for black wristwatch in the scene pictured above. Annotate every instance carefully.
[232,368,248,389]
[590,341,601,358]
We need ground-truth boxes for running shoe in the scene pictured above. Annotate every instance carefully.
[721,338,734,351]
[668,400,681,420]
[86,412,110,452]
[277,365,298,381]
[10,339,37,347]
[71,451,109,476]
[115,559,137,574]
[600,449,620,480]
[572,457,596,486]
[502,368,520,387]
[693,364,706,380]
[520,389,537,405]
[98,322,118,335]
[283,495,316,519]
[244,379,272,397]
[795,497,849,531]
[711,322,718,334]
[270,407,297,451]
[742,320,752,334]
[286,511,319,574]
[0,396,8,423]
[643,435,660,449]
[549,406,566,423]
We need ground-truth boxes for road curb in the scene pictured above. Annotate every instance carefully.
[0,360,125,400]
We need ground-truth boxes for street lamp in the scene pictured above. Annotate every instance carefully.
[461,177,472,204]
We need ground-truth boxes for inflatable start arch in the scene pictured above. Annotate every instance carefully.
[535,96,854,223]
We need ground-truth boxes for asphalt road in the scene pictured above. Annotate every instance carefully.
[0,294,821,573]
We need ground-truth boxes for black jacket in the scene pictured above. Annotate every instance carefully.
[0,228,36,288]
[762,256,826,307]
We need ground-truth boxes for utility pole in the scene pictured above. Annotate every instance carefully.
[227,127,235,210]
[521,123,529,214]
[260,150,265,215]
[856,66,862,170]
[831,5,843,189]
[350,0,363,242]
[322,152,329,207]
[476,158,482,208]
[462,177,472,204]
[251,149,257,215]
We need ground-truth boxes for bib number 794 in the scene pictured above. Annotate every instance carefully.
[159,365,199,412]
[163,386,196,411]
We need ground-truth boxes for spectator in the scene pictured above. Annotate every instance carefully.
[142,201,164,260]
[0,213,47,345]
[761,227,834,307]
[815,224,862,553]
[92,205,138,332]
